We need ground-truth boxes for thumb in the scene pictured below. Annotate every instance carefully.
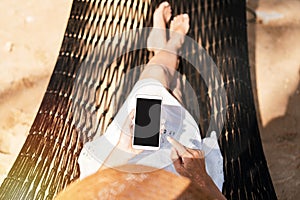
[171,147,179,162]
[171,147,183,172]
[122,109,135,135]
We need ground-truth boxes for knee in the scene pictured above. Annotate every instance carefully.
[139,64,171,88]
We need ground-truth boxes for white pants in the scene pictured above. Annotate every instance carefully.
[78,78,224,191]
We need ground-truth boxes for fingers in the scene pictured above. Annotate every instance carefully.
[186,148,202,159]
[171,147,186,175]
[167,136,194,168]
[129,109,135,120]
[167,136,205,162]
[167,136,187,157]
[168,137,208,180]
[122,109,135,134]
[170,147,178,160]
[171,147,182,166]
[197,149,205,159]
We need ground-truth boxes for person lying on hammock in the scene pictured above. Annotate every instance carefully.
[78,1,225,199]
[56,135,225,200]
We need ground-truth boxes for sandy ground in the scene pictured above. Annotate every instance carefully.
[0,0,72,182]
[248,0,300,199]
[0,0,299,199]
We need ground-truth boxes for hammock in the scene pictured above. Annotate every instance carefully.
[0,0,277,199]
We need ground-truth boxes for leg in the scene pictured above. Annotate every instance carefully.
[171,73,184,104]
[147,1,172,55]
[141,14,190,97]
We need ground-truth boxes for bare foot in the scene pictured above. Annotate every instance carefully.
[169,14,190,49]
[147,1,172,55]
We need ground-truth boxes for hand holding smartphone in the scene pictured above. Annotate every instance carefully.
[132,94,162,150]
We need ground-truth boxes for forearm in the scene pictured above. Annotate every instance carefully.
[193,174,226,200]
[99,147,133,171]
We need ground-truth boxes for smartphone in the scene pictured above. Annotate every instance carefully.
[132,94,162,150]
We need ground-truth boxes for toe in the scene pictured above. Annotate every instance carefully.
[170,20,174,27]
[159,1,170,9]
[164,5,172,21]
[180,14,185,22]
[183,14,189,22]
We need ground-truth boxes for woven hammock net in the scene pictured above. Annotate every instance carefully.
[0,0,277,199]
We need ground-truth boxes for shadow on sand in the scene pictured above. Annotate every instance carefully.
[261,70,300,200]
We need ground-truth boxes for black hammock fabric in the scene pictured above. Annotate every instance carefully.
[0,0,277,199]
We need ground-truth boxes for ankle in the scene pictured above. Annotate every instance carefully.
[164,42,179,54]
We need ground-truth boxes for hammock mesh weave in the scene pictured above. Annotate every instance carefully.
[0,0,277,199]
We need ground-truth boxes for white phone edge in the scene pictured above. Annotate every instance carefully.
[132,94,162,151]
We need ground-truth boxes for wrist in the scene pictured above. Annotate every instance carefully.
[104,147,134,167]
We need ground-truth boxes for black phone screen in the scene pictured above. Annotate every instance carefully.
[133,97,162,147]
